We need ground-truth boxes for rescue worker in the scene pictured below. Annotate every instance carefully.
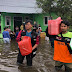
[16,20,39,66]
[53,21,72,72]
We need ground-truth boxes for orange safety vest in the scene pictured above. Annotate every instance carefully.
[53,40,72,63]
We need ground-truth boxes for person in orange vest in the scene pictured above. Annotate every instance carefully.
[53,21,72,72]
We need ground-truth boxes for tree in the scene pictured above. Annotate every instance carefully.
[36,0,56,17]
[56,0,72,22]
[36,0,72,24]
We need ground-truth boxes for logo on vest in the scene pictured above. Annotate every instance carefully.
[58,42,64,45]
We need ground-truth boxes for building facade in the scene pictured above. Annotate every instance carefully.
[0,0,58,38]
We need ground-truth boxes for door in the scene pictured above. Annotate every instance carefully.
[14,17,22,32]
[24,16,30,22]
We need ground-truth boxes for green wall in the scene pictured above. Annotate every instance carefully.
[33,13,58,31]
[0,12,34,38]
[0,12,58,38]
[1,12,34,33]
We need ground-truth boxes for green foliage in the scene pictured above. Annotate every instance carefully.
[36,0,72,24]
[36,0,55,16]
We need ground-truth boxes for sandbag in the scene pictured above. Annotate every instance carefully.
[18,36,32,56]
[48,17,62,35]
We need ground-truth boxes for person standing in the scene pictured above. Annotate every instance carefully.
[54,21,72,72]
[2,27,11,43]
[45,27,56,48]
[38,24,42,32]
[16,30,19,38]
[16,20,39,66]
[45,27,49,41]
[15,26,19,32]
[33,21,38,28]
[7,26,11,33]
[20,24,24,30]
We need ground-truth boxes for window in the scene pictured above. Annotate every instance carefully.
[44,16,52,26]
[0,14,1,33]
[5,16,11,26]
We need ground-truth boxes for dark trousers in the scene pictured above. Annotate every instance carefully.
[17,49,32,66]
[49,38,54,48]
[17,48,37,66]
[55,61,72,72]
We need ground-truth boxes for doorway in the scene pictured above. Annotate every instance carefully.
[24,16,30,22]
[0,14,1,33]
[14,17,22,32]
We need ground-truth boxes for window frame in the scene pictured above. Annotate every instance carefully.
[0,16,1,26]
[5,16,11,26]
[0,14,1,33]
[44,16,52,26]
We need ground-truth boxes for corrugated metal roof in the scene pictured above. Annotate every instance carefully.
[0,0,42,13]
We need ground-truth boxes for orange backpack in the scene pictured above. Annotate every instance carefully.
[18,36,32,56]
